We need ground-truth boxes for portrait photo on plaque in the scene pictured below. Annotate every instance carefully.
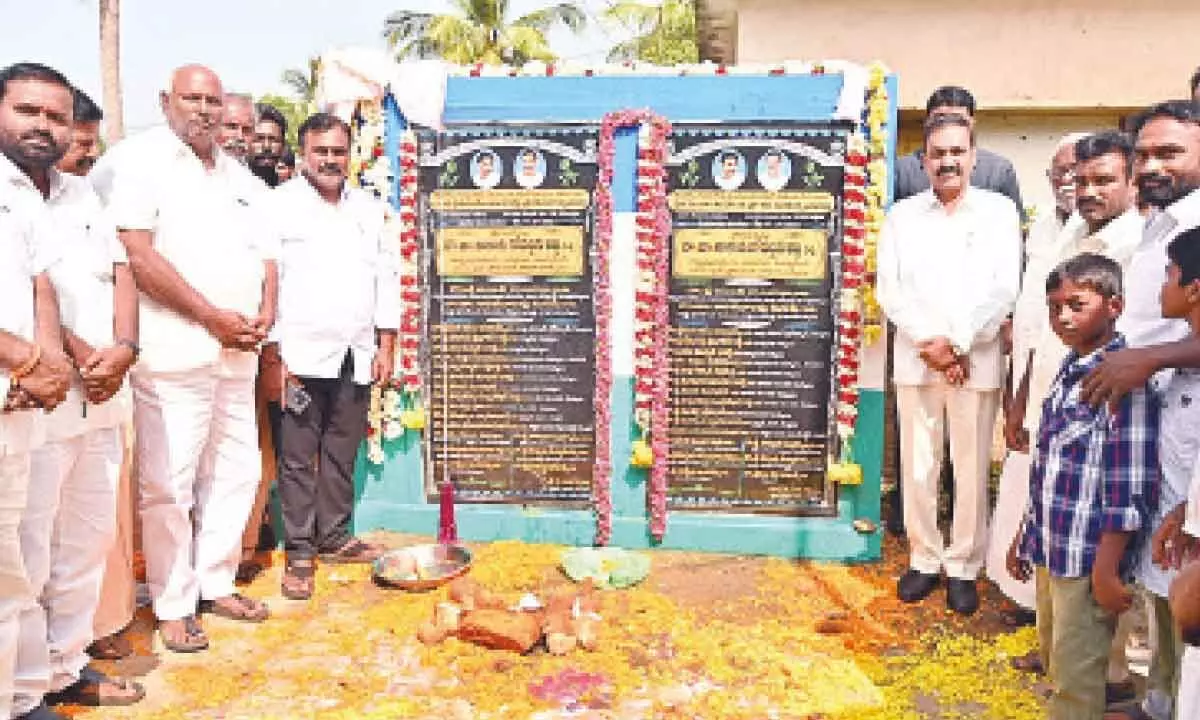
[470,149,502,189]
[756,149,793,192]
[513,147,547,189]
[711,149,747,191]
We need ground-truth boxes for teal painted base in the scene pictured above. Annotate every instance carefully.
[353,381,883,561]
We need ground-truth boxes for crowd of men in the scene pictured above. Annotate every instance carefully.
[881,78,1200,720]
[2,52,1200,720]
[0,61,396,719]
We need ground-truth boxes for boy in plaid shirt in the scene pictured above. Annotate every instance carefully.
[1007,253,1160,720]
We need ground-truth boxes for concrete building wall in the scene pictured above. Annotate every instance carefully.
[736,0,1198,110]
[897,109,1128,215]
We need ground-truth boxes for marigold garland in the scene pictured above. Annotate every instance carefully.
[356,112,425,463]
[862,62,890,346]
[595,109,672,544]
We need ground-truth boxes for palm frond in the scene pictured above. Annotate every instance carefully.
[383,10,434,47]
[514,3,586,33]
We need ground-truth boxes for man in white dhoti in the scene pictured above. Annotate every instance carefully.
[89,64,277,653]
[3,71,145,717]
[0,62,75,720]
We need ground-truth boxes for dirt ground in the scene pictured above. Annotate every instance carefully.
[57,526,1048,720]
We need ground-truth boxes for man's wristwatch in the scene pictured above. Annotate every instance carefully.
[117,338,140,360]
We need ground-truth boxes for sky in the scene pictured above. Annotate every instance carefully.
[1,0,623,132]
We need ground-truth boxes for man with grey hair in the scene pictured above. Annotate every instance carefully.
[217,93,255,163]
[89,64,277,653]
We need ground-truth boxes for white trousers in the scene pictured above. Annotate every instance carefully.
[1179,645,1200,720]
[0,452,32,719]
[14,427,121,715]
[896,384,1000,579]
[133,366,260,621]
[985,450,1036,609]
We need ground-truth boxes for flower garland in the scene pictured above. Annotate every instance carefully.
[358,115,426,463]
[830,136,869,486]
[829,63,890,485]
[861,63,890,346]
[595,110,672,544]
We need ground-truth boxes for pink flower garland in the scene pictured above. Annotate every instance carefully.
[595,109,672,545]
[835,136,869,459]
[397,131,423,397]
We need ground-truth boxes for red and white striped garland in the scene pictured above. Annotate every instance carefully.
[595,109,672,545]
[836,136,869,453]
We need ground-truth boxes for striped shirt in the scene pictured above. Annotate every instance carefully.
[1020,333,1160,579]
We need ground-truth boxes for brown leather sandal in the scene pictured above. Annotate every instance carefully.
[158,615,208,653]
[200,593,270,623]
[87,631,132,660]
[318,538,383,565]
[282,559,315,600]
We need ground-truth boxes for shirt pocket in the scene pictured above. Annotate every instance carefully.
[1037,401,1100,453]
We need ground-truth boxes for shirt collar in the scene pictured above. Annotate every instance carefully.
[1073,208,1141,245]
[292,174,350,205]
[921,185,976,213]
[1166,188,1200,229]
[155,124,238,176]
[0,152,68,201]
[1062,333,1127,378]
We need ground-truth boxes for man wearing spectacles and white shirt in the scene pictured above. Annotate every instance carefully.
[260,112,398,602]
[89,64,277,654]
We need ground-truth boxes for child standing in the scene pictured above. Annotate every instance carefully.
[1008,253,1161,720]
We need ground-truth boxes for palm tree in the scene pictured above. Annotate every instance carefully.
[604,0,698,65]
[99,0,124,143]
[383,0,586,66]
[281,57,321,106]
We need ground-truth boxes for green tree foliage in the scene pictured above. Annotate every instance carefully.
[604,0,699,65]
[383,0,586,65]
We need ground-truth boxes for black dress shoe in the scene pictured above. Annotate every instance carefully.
[897,569,940,603]
[946,578,979,615]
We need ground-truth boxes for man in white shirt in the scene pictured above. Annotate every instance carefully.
[877,114,1021,615]
[3,71,145,719]
[89,64,277,654]
[0,62,76,720]
[262,112,398,600]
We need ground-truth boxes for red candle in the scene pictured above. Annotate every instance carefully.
[438,480,458,544]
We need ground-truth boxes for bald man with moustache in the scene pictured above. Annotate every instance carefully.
[89,65,277,653]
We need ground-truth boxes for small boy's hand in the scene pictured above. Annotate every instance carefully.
[1091,568,1132,616]
[1006,537,1031,582]
[1003,413,1029,452]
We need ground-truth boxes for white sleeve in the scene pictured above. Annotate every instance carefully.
[1186,446,1200,538]
[949,200,1021,351]
[374,211,401,331]
[103,161,158,233]
[876,209,937,343]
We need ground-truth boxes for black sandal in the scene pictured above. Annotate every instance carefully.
[318,538,383,565]
[46,665,145,707]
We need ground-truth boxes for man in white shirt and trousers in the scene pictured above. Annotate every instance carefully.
[878,113,1021,616]
[262,112,398,601]
[0,63,74,720]
[89,64,277,653]
[0,65,145,719]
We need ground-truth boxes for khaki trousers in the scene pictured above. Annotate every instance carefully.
[1144,591,1183,720]
[1036,567,1118,720]
[896,384,1000,578]
[92,422,135,639]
